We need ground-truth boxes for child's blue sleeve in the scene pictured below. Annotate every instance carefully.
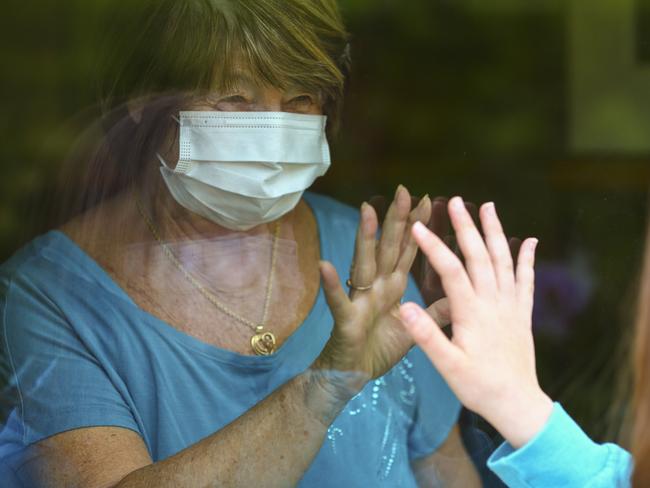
[488,403,633,487]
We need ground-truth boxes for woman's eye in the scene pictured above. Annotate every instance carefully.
[216,95,252,111]
[289,95,314,106]
[221,95,248,104]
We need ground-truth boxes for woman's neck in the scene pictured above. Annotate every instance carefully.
[59,174,317,290]
[139,179,280,244]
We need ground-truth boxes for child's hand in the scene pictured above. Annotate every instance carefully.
[400,197,553,448]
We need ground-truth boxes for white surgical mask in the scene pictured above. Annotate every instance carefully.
[159,111,331,230]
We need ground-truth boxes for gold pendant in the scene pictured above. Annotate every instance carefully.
[251,326,276,356]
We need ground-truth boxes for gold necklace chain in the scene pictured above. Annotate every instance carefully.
[135,198,280,356]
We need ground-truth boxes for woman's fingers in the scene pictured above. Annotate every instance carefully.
[427,297,451,328]
[515,238,538,318]
[400,302,464,375]
[448,197,497,293]
[376,185,412,276]
[320,260,353,320]
[368,195,388,224]
[348,202,378,298]
[479,202,516,294]
[396,195,432,275]
[411,222,474,313]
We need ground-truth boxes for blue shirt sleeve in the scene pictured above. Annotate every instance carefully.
[0,270,140,451]
[487,403,633,487]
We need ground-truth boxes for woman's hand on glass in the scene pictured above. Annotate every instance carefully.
[399,197,553,449]
[313,185,438,393]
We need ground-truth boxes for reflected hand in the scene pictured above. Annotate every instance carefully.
[399,198,553,448]
[313,185,434,392]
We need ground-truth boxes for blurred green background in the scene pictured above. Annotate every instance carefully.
[2,0,650,446]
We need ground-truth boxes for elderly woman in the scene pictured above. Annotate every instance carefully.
[0,1,480,486]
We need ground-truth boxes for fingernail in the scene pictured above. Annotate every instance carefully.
[395,184,404,199]
[360,203,374,231]
[450,196,464,209]
[400,304,419,325]
[412,221,426,236]
[416,194,430,209]
[531,238,539,250]
[359,203,367,225]
[486,202,496,214]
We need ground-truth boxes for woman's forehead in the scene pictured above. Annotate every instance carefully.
[214,68,319,94]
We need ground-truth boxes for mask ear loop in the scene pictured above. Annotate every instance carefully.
[158,114,189,173]
[157,153,172,170]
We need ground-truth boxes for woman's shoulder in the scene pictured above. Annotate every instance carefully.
[303,192,360,229]
[0,229,121,306]
[0,232,95,341]
[0,231,73,284]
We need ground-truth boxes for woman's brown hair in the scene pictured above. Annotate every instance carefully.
[53,0,350,224]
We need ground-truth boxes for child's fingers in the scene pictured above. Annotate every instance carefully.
[411,222,474,312]
[515,238,538,318]
[400,302,464,375]
[479,202,516,294]
[447,197,498,294]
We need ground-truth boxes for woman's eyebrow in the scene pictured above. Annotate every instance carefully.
[226,73,258,90]
[284,84,321,96]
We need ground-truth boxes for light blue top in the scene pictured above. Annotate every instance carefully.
[0,192,460,487]
[488,403,633,487]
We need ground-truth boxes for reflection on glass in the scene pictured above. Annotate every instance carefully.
[0,1,481,487]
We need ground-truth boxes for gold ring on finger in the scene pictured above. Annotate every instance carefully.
[346,278,373,291]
